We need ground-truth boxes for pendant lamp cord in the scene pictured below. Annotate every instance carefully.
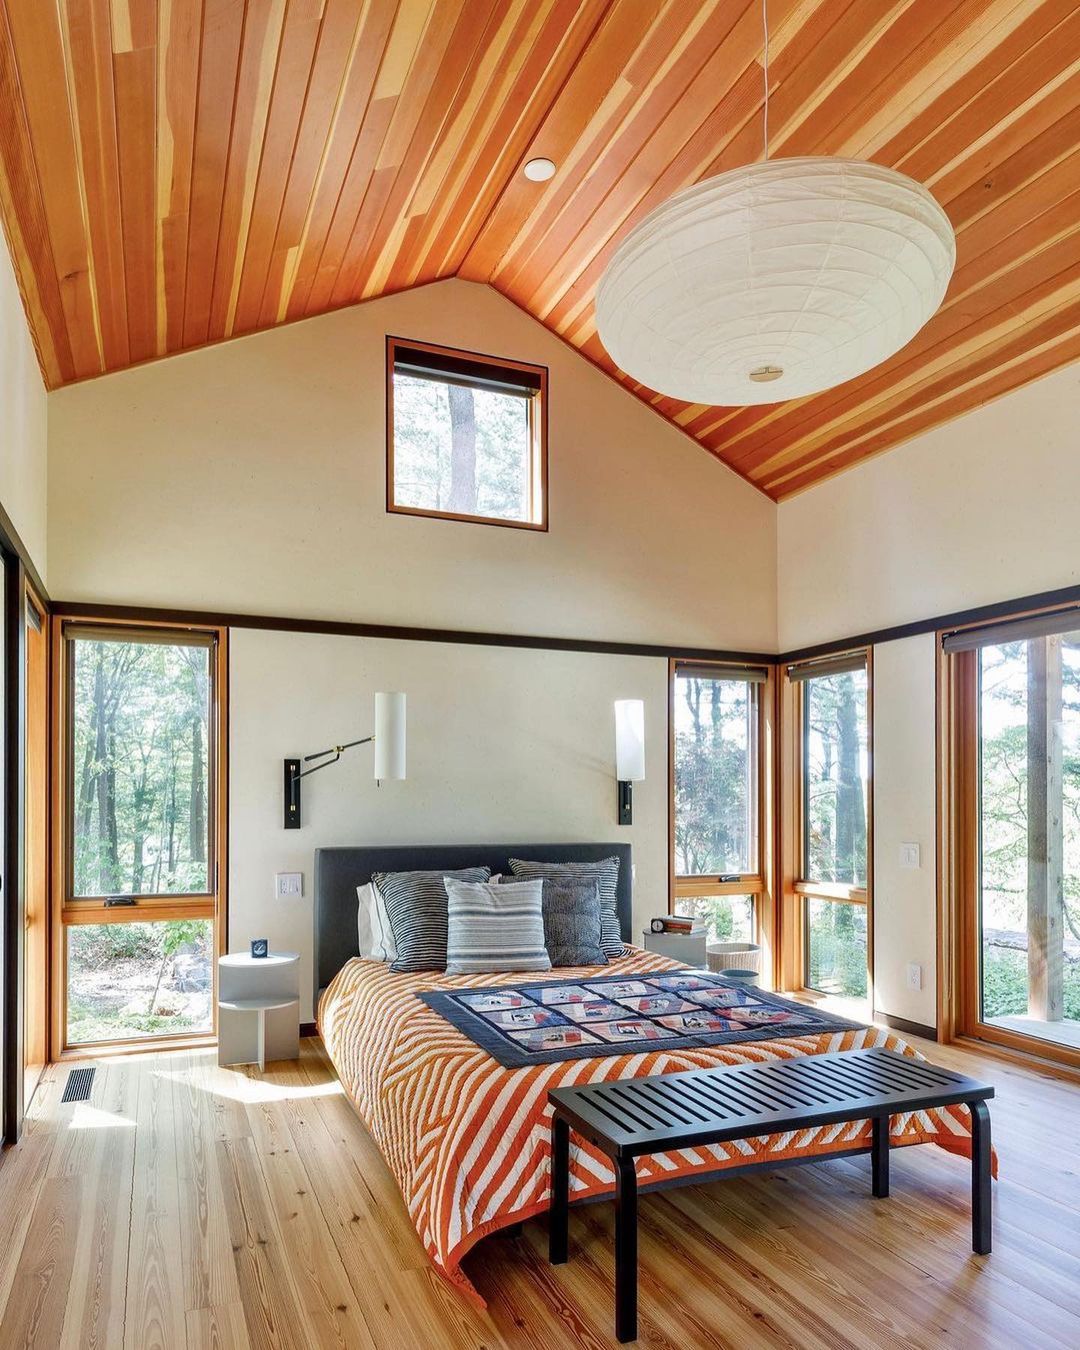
[761,0,770,161]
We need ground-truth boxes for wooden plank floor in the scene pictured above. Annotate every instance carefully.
[0,1035,1076,1349]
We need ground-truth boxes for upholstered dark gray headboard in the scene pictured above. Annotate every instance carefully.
[313,842,632,1006]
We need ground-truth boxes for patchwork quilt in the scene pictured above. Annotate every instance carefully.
[419,970,862,1065]
[318,948,985,1308]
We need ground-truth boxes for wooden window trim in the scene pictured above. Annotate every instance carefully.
[385,335,549,532]
[50,614,228,1059]
[939,620,1080,1071]
[781,649,874,1002]
[668,659,777,985]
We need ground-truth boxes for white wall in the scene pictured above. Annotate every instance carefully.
[777,361,1080,652]
[0,230,47,581]
[47,278,776,652]
[230,628,670,1019]
[872,635,937,1026]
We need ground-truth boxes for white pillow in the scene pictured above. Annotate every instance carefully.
[356,882,397,962]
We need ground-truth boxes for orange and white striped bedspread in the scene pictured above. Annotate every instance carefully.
[318,948,978,1306]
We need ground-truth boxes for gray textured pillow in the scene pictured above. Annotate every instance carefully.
[444,878,550,976]
[508,856,623,957]
[542,879,608,968]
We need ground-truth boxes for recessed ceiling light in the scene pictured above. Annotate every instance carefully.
[523,157,556,182]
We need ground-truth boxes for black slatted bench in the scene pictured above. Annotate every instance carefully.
[548,1048,993,1343]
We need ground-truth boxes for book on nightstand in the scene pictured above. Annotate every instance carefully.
[649,916,706,935]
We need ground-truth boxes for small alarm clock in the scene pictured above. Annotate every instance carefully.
[650,918,665,933]
[250,938,269,959]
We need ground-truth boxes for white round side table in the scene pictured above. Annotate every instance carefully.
[218,951,300,1071]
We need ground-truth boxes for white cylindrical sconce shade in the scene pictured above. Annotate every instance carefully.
[614,700,645,782]
[373,692,406,780]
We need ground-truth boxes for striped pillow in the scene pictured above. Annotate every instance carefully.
[508,856,624,957]
[444,878,550,976]
[375,867,491,973]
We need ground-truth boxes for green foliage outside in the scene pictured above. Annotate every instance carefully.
[806,898,868,1000]
[673,676,756,877]
[675,895,754,944]
[72,636,210,896]
[392,374,532,521]
[979,641,1080,1028]
[67,919,212,1043]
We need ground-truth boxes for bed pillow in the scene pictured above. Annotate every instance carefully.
[444,878,550,976]
[375,867,491,973]
[541,879,608,968]
[356,882,397,962]
[508,857,624,958]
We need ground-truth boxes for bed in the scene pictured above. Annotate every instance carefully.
[315,844,981,1307]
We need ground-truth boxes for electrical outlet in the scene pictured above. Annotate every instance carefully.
[907,962,922,991]
[275,872,303,899]
[899,842,921,869]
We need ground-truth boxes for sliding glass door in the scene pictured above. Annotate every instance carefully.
[54,619,227,1054]
[944,609,1080,1065]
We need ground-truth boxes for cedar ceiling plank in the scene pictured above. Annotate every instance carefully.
[714,142,1080,463]
[158,0,202,355]
[338,0,506,302]
[457,0,661,284]
[61,0,130,370]
[740,239,1080,482]
[875,0,1073,164]
[328,0,496,306]
[208,0,286,340]
[114,40,158,364]
[283,0,398,323]
[0,17,70,386]
[767,310,1080,497]
[256,0,366,328]
[400,0,612,289]
[381,0,589,291]
[229,0,324,337]
[500,0,754,320]
[182,0,245,347]
[493,0,752,305]
[5,0,102,377]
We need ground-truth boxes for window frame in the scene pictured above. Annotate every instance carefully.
[385,335,549,532]
[940,605,1080,1070]
[50,615,229,1057]
[783,648,873,1003]
[667,659,776,980]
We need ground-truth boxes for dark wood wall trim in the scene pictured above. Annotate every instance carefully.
[0,497,47,609]
[52,601,776,665]
[873,1011,937,1043]
[779,580,1080,663]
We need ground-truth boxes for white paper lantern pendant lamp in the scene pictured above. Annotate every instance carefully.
[596,5,956,407]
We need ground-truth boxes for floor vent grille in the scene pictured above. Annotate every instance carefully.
[61,1067,95,1103]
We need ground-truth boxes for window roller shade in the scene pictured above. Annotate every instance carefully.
[942,606,1080,653]
[675,663,768,684]
[393,343,543,397]
[787,651,867,682]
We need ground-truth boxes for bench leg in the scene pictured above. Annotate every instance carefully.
[614,1156,638,1344]
[549,1114,569,1265]
[970,1100,992,1255]
[871,1115,890,1198]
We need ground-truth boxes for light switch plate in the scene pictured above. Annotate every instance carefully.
[275,872,303,899]
[899,842,921,869]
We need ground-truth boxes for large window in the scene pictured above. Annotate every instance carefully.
[791,652,871,1001]
[387,337,547,530]
[671,662,768,950]
[56,621,226,1051]
[944,609,1080,1064]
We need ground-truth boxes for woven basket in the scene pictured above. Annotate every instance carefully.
[706,941,762,975]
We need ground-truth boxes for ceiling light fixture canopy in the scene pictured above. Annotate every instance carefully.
[523,157,556,182]
[595,4,955,406]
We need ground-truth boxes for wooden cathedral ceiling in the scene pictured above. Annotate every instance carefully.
[0,0,1077,498]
